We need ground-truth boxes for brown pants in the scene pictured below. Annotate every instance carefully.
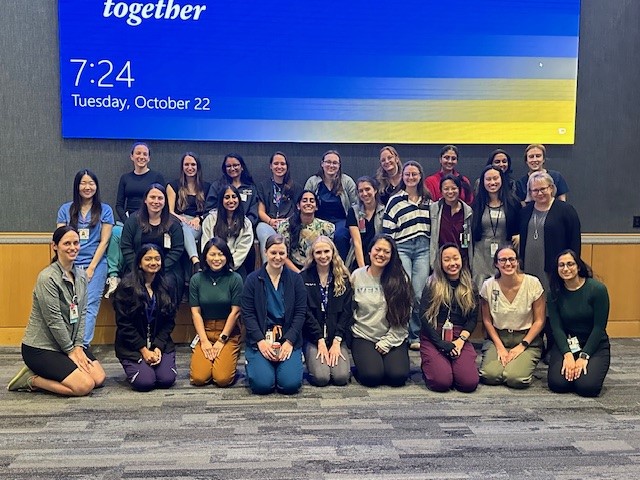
[190,320,241,387]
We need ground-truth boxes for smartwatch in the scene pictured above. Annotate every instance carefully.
[579,352,590,361]
[520,340,530,349]
[219,334,229,344]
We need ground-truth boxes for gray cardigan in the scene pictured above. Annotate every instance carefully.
[22,261,88,353]
[429,199,474,269]
[304,174,358,215]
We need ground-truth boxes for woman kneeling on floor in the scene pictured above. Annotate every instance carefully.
[301,236,353,386]
[419,243,479,392]
[8,226,106,395]
[189,238,243,387]
[241,234,307,394]
[479,246,545,388]
[350,234,413,387]
[112,244,178,391]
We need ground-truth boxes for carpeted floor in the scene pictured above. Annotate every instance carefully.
[1,339,639,479]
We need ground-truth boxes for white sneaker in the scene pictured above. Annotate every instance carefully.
[104,277,121,298]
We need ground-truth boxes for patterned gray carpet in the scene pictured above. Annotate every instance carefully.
[1,339,639,479]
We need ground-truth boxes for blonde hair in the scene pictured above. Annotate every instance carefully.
[525,171,557,202]
[302,236,350,297]
[375,146,402,194]
[423,244,476,327]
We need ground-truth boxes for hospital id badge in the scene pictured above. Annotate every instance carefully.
[163,233,171,248]
[240,193,248,202]
[78,228,90,242]
[69,303,79,324]
[567,335,581,353]
[490,242,499,257]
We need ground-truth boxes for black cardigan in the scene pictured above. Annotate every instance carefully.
[241,265,307,349]
[300,267,353,345]
[519,200,581,273]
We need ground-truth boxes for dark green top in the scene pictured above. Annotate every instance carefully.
[189,270,243,320]
[548,277,609,356]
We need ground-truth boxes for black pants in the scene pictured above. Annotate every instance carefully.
[351,338,409,387]
[547,341,610,397]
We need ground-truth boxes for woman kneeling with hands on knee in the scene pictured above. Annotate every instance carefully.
[479,246,545,388]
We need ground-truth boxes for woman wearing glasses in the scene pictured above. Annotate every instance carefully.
[479,246,545,388]
[424,145,474,204]
[547,250,610,397]
[304,150,357,261]
[519,172,580,357]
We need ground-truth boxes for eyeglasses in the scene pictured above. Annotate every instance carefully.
[225,164,242,170]
[530,186,550,195]
[558,261,577,269]
[497,257,517,265]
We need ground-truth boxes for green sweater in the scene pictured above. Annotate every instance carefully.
[548,277,609,356]
[189,270,243,320]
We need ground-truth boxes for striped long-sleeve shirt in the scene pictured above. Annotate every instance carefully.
[383,190,431,244]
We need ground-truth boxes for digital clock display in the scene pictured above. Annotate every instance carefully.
[58,0,581,144]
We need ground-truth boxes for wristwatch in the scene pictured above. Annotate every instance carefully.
[458,333,469,341]
[334,336,343,343]
[579,352,590,360]
[219,334,229,344]
[520,340,530,349]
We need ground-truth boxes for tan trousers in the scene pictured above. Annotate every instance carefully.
[190,319,241,387]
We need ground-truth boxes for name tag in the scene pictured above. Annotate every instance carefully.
[163,233,172,249]
[78,228,90,242]
[70,303,79,324]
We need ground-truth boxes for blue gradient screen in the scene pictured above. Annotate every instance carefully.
[58,0,581,144]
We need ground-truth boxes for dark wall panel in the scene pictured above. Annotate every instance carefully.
[1,0,639,232]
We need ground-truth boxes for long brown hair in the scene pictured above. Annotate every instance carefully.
[176,152,206,213]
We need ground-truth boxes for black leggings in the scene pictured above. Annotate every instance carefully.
[547,341,610,397]
[351,338,409,387]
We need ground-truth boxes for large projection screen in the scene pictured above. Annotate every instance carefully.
[58,0,581,144]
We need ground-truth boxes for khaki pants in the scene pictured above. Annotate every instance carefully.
[480,329,542,389]
[190,320,241,387]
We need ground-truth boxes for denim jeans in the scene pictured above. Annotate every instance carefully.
[397,235,430,343]
[79,260,108,347]
[256,222,277,263]
[180,215,203,261]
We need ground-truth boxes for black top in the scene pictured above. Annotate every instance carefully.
[116,170,166,222]
[301,266,353,345]
[168,180,211,217]
[256,178,302,220]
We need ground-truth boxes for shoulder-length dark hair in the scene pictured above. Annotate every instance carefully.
[114,243,177,318]
[288,190,317,250]
[492,245,520,279]
[220,153,254,185]
[315,150,344,196]
[137,183,173,234]
[270,151,295,200]
[471,165,520,243]
[368,234,412,328]
[176,152,206,213]
[214,185,246,239]
[549,249,593,296]
[200,237,235,272]
[51,225,79,263]
[69,170,103,229]
[398,161,431,204]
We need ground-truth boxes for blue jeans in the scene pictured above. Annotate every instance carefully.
[181,215,203,260]
[244,347,303,394]
[256,222,277,263]
[397,235,430,343]
[106,224,124,277]
[78,260,107,347]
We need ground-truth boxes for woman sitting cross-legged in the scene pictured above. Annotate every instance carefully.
[419,243,479,393]
[189,238,243,387]
[112,244,178,392]
[479,246,545,388]
[301,236,353,386]
[350,234,413,387]
[241,234,307,395]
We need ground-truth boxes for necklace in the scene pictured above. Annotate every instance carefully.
[532,208,549,240]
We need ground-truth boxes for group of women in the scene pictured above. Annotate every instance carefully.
[7,143,611,399]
